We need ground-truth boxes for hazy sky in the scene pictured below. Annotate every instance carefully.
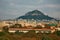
[0,0,60,20]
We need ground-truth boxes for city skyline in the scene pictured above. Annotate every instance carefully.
[0,0,60,20]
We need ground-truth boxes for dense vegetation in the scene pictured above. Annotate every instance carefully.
[0,30,60,40]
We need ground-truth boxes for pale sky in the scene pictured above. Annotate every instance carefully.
[0,0,60,20]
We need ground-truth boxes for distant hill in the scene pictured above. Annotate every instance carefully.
[17,10,56,21]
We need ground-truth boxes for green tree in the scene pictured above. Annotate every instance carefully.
[3,26,9,32]
[0,32,6,36]
[15,30,24,35]
[35,25,42,29]
[15,24,22,28]
[55,31,60,36]
[10,24,22,28]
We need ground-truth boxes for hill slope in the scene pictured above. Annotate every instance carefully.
[17,10,56,20]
